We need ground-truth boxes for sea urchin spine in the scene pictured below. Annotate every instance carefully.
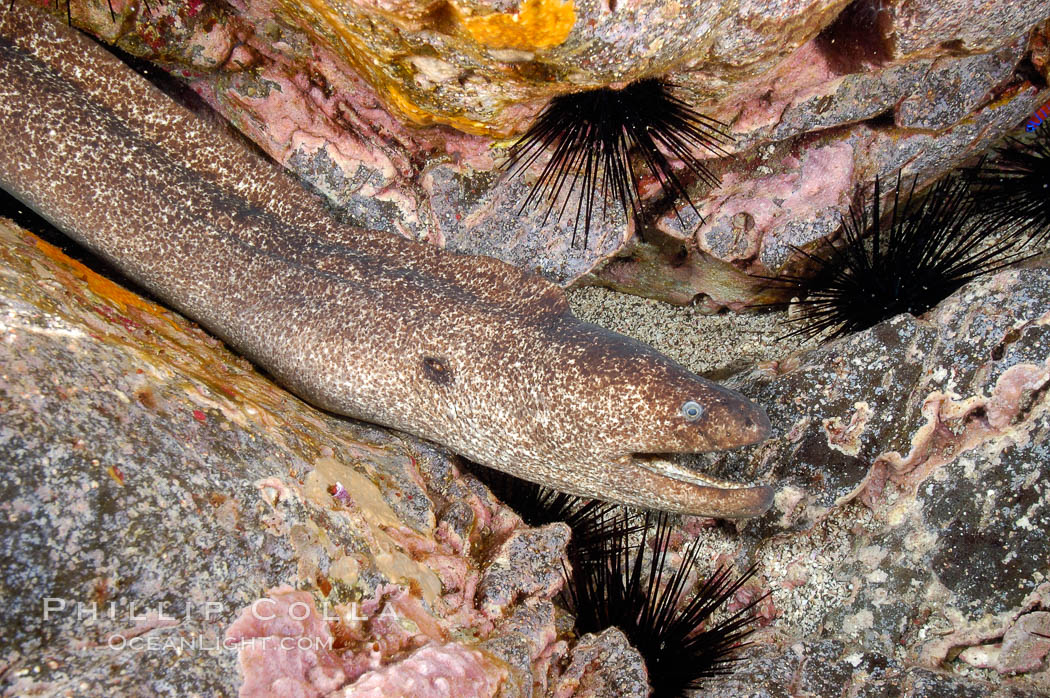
[774,172,1032,341]
[966,121,1050,245]
[504,78,732,248]
[561,511,762,696]
[468,465,631,559]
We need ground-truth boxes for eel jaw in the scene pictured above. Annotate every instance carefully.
[627,455,774,518]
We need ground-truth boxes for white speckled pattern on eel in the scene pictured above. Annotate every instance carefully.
[0,5,774,517]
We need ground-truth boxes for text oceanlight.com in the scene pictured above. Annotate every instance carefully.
[107,635,336,652]
[41,597,400,653]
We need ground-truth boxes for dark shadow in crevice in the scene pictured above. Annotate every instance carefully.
[814,0,893,75]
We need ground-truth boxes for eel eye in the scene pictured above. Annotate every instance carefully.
[681,400,704,422]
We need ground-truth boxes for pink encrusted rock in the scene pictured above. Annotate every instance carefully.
[996,612,1050,675]
[42,0,1050,304]
[477,599,563,695]
[226,586,348,697]
[226,584,515,697]
[692,140,854,275]
[690,267,1050,692]
[475,523,570,620]
[592,75,1038,307]
[549,628,648,698]
[334,643,507,697]
[880,0,1049,56]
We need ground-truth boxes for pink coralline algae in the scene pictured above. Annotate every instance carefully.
[226,586,508,697]
[334,643,507,697]
[226,587,349,697]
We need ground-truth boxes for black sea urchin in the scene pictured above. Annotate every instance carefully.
[561,511,761,696]
[966,121,1050,245]
[776,173,1030,341]
[505,78,732,248]
[470,466,631,559]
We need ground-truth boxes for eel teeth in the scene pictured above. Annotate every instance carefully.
[631,456,774,518]
[633,456,757,490]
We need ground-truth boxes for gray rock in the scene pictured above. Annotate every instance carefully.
[663,266,1050,695]
[44,0,1050,302]
[706,639,1049,697]
[0,220,567,695]
[881,0,1050,56]
[895,37,1027,131]
[548,628,648,698]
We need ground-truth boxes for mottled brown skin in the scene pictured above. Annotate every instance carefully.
[0,6,774,516]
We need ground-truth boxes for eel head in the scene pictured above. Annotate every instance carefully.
[438,314,776,518]
[570,328,774,518]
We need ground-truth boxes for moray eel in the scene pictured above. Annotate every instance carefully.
[0,6,774,517]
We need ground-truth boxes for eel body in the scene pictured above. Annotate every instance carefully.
[0,5,774,517]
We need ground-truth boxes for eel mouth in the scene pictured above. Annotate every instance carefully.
[627,454,774,518]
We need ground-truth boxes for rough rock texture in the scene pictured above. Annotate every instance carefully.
[3,224,1050,696]
[547,628,649,698]
[22,0,1050,302]
[879,0,1050,57]
[670,264,1050,695]
[224,586,512,698]
[6,3,1050,682]
[0,219,637,696]
[710,639,1050,697]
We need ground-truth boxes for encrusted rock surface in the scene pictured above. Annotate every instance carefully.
[23,0,1050,303]
[676,265,1050,695]
[879,0,1049,57]
[710,639,1049,697]
[547,628,649,697]
[2,227,1050,695]
[0,219,641,696]
[5,3,1050,682]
